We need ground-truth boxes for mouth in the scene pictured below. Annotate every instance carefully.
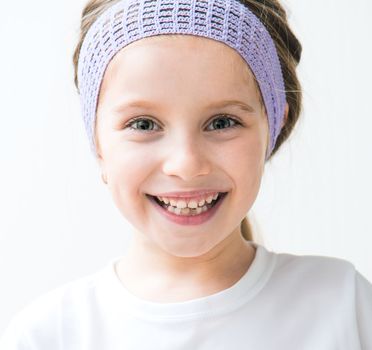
[146,192,228,217]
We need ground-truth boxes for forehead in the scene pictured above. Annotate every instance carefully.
[99,34,259,103]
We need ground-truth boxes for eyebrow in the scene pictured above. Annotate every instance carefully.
[205,100,256,113]
[113,99,256,114]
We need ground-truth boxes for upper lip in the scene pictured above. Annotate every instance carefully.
[148,189,228,199]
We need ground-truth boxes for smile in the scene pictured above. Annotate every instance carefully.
[146,192,228,225]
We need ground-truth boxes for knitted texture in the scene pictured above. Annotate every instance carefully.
[77,0,287,159]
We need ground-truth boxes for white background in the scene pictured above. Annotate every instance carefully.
[0,0,371,333]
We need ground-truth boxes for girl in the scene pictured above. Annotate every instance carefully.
[1,0,371,349]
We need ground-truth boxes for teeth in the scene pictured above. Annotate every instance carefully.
[174,207,182,215]
[181,207,190,215]
[157,193,219,214]
[187,200,198,209]
[167,205,174,213]
[157,193,221,208]
[176,200,187,209]
[205,195,213,204]
[166,202,210,216]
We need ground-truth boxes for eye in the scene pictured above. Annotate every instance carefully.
[123,115,242,133]
[124,117,160,132]
[206,115,242,132]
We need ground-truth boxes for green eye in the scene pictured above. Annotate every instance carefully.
[206,115,242,132]
[125,118,160,132]
[124,115,242,133]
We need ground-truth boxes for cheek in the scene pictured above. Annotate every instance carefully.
[219,130,265,170]
[105,146,156,213]
[106,142,156,174]
[221,134,265,201]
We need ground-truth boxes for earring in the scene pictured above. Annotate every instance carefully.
[101,173,107,184]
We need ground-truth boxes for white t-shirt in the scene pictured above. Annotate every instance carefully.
[1,241,372,349]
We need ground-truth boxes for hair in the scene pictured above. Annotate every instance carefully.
[72,0,302,243]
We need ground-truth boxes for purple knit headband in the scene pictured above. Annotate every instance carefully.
[77,0,287,160]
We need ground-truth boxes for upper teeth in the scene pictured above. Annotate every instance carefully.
[157,193,220,209]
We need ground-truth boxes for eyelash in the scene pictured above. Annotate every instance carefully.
[123,115,243,133]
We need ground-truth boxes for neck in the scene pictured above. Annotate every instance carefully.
[115,228,256,302]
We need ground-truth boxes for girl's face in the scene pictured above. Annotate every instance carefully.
[96,35,269,257]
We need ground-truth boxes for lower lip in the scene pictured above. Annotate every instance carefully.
[147,193,227,226]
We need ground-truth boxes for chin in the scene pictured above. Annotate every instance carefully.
[156,234,223,258]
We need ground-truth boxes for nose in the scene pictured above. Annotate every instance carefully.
[161,133,211,181]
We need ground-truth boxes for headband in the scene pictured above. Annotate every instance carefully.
[77,0,287,160]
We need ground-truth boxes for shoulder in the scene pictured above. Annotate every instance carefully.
[1,271,101,347]
[22,271,99,319]
[262,248,367,325]
[274,249,356,275]
[269,249,358,296]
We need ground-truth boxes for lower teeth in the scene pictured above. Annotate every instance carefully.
[161,200,217,216]
[168,205,207,216]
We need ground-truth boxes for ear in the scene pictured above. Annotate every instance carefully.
[96,151,108,185]
[281,102,289,129]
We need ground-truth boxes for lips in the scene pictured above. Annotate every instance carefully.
[146,192,227,214]
[146,191,228,225]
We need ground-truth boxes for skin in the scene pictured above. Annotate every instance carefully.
[95,35,289,302]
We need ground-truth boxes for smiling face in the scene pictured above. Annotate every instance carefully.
[95,35,269,257]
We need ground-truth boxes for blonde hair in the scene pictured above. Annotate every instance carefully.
[72,0,302,243]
